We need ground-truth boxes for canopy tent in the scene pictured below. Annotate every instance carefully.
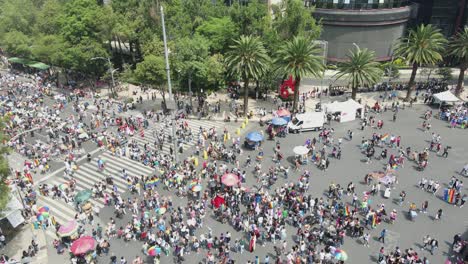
[324,99,363,122]
[432,91,460,103]
[8,57,50,71]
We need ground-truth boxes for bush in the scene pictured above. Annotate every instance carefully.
[436,68,453,82]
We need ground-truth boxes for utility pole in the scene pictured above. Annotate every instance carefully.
[161,5,178,163]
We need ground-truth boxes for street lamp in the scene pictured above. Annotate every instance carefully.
[91,57,116,97]
[161,5,179,163]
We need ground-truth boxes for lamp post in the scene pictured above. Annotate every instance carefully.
[161,5,178,164]
[91,57,116,98]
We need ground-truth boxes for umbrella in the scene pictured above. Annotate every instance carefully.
[271,117,287,126]
[57,220,78,237]
[276,109,291,117]
[74,189,92,204]
[293,146,309,155]
[334,249,348,261]
[36,212,49,221]
[157,207,167,215]
[59,183,69,191]
[221,173,239,187]
[191,184,202,192]
[147,246,161,256]
[37,206,49,213]
[212,195,226,208]
[70,236,95,256]
[245,132,263,142]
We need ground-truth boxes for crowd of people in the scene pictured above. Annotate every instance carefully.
[2,66,467,264]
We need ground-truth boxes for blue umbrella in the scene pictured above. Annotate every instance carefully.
[246,132,264,142]
[271,117,287,126]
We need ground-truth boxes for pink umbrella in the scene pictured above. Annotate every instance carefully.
[222,173,239,187]
[57,220,78,237]
[276,109,291,117]
[71,236,95,256]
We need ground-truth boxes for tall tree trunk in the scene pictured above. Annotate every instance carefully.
[293,77,301,113]
[243,79,250,116]
[406,62,419,101]
[351,85,357,100]
[455,65,466,97]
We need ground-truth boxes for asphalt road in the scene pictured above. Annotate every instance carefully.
[45,103,467,264]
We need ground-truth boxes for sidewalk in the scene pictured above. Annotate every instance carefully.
[1,221,48,264]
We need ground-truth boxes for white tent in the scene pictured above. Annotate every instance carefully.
[432,91,460,103]
[324,99,364,122]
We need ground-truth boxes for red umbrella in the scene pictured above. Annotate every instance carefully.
[212,195,226,208]
[276,108,290,117]
[221,173,239,187]
[70,236,95,256]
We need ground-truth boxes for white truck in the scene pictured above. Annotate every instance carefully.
[288,112,325,133]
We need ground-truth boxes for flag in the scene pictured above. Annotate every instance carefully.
[371,214,377,227]
[381,133,389,141]
[445,188,455,203]
[344,206,350,216]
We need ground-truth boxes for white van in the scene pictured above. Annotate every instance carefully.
[288,112,325,133]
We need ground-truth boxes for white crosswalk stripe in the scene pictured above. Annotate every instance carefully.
[125,119,229,155]
[36,152,154,233]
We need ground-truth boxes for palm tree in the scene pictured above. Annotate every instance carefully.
[275,35,324,112]
[335,45,383,100]
[225,35,270,115]
[395,24,447,100]
[448,27,468,97]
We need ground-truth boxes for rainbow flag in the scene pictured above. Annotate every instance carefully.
[444,188,455,203]
[145,178,160,188]
[371,213,377,227]
[344,206,350,216]
[381,133,389,141]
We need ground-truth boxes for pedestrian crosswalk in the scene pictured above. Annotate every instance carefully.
[36,151,154,236]
[126,119,229,156]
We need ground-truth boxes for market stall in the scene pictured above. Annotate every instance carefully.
[244,131,264,150]
[274,108,291,122]
[293,145,309,164]
[267,117,288,139]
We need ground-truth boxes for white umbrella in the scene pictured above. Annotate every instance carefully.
[293,146,309,155]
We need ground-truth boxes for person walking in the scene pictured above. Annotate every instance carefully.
[435,208,443,220]
[442,146,450,158]
[378,229,386,244]
[421,200,429,213]
[429,238,438,255]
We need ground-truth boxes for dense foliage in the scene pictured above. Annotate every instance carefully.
[0,0,322,95]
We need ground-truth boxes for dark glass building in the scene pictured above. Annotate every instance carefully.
[304,0,415,62]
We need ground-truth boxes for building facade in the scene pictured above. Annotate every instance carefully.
[305,0,414,62]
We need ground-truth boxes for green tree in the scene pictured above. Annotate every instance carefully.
[335,46,383,100]
[196,17,238,53]
[273,0,321,40]
[275,35,324,112]
[0,0,37,36]
[173,35,210,101]
[134,55,168,105]
[225,35,270,115]
[229,0,269,37]
[448,27,468,96]
[205,53,225,90]
[31,34,66,66]
[395,24,447,100]
[1,31,32,57]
